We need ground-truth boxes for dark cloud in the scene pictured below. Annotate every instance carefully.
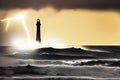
[0,0,120,10]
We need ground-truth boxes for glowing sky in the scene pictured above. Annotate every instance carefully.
[0,0,120,46]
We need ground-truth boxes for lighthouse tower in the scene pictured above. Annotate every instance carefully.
[36,19,41,42]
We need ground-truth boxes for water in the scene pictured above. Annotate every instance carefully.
[0,46,120,80]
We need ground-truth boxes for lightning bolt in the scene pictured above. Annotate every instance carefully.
[1,12,30,40]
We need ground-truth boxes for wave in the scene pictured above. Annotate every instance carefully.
[0,65,120,79]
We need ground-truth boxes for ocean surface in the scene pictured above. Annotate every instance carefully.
[0,46,120,80]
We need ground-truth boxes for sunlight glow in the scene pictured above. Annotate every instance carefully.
[13,38,41,50]
[13,37,67,50]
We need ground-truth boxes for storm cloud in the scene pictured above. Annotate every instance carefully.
[0,0,120,10]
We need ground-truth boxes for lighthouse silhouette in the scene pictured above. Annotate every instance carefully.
[36,19,41,42]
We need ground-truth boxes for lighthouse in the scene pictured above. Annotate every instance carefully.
[36,19,41,42]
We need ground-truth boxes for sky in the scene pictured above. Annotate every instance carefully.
[0,0,120,46]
